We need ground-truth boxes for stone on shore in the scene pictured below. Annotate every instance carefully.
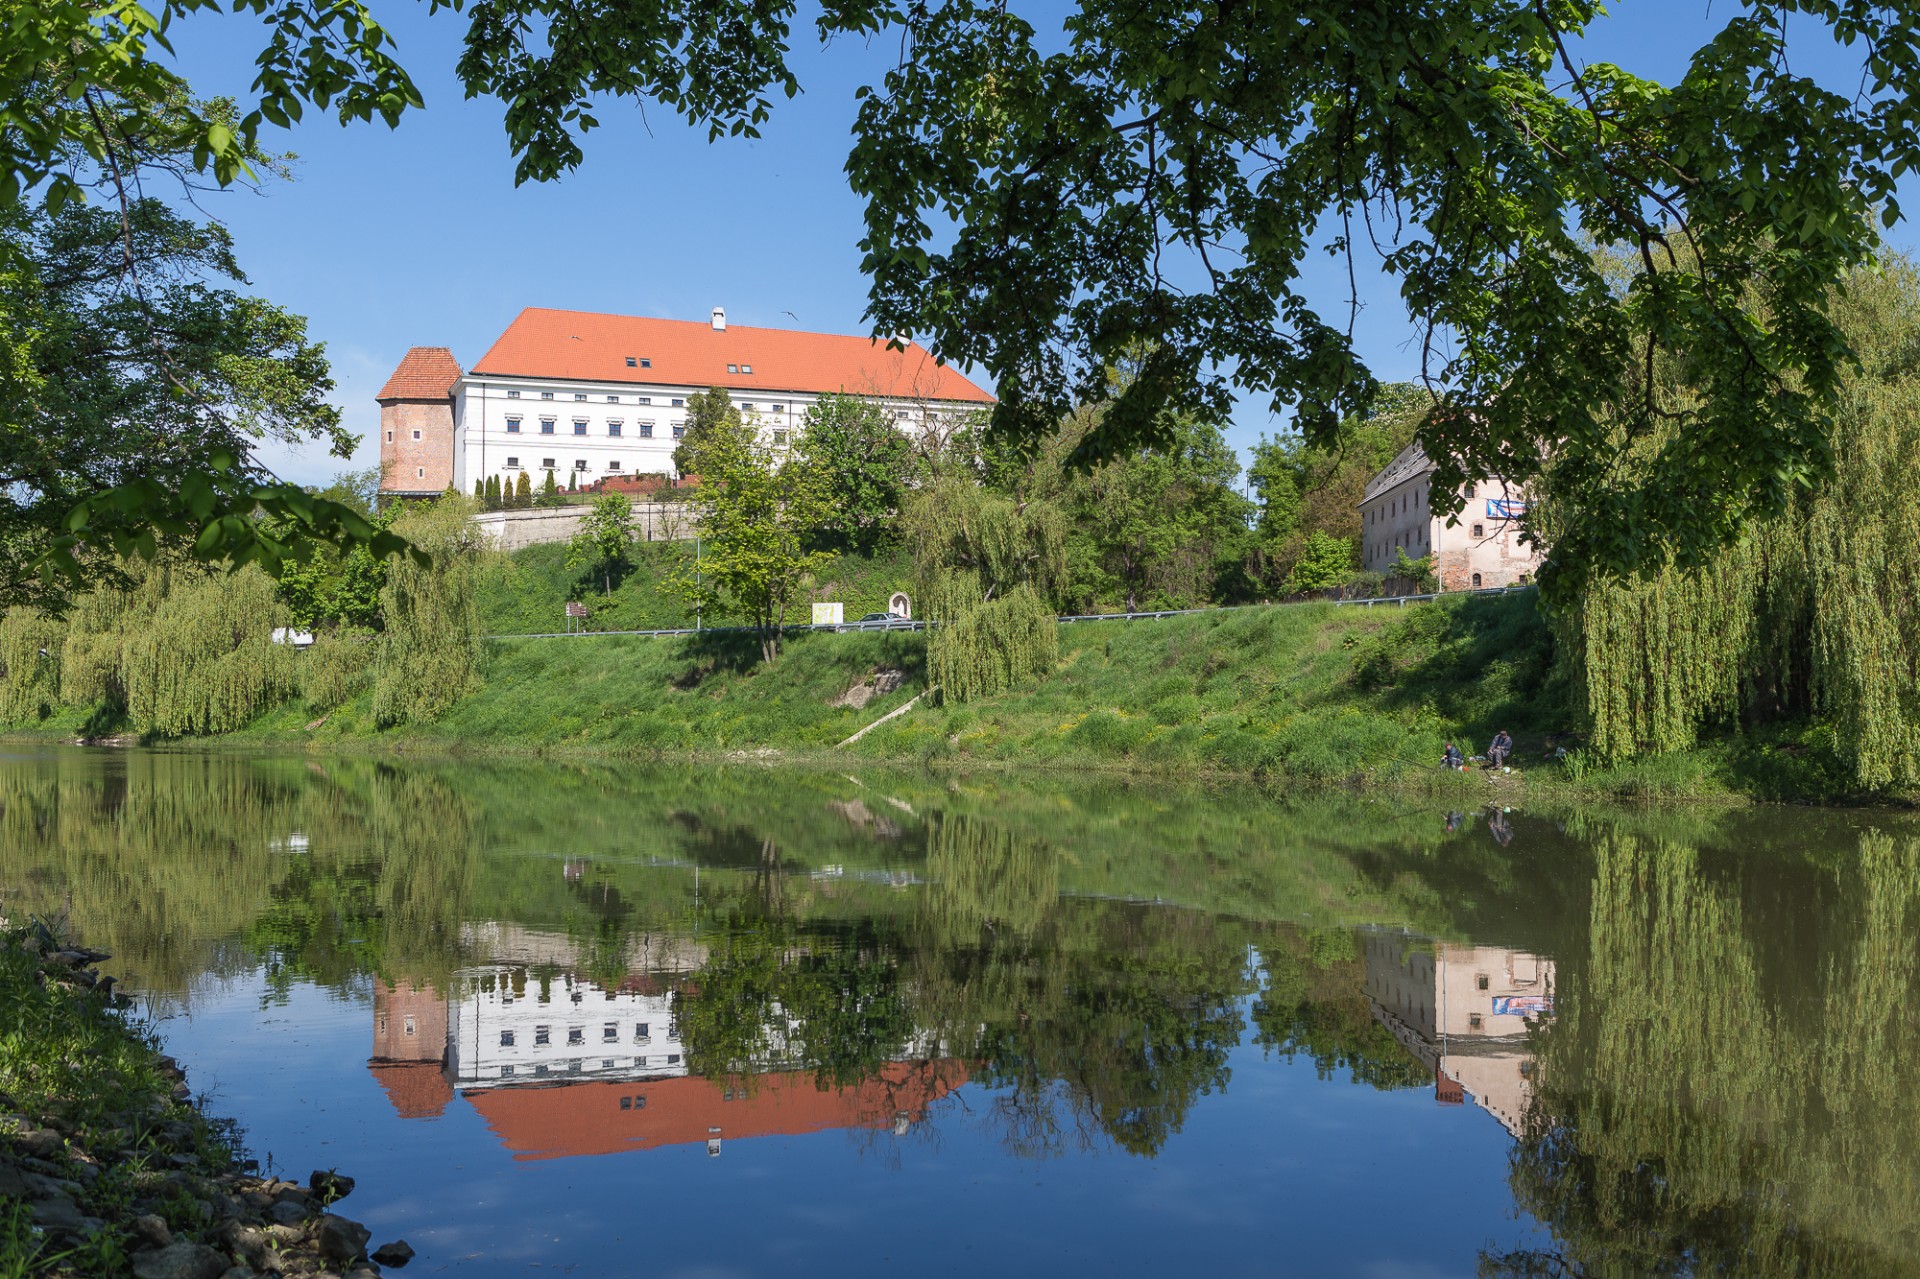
[129,1242,230,1279]
[372,1238,416,1266]
[317,1213,373,1263]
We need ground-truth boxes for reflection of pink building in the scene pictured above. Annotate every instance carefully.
[1363,933,1554,1136]
[371,981,453,1119]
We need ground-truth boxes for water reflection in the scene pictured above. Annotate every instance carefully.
[3,747,1919,1276]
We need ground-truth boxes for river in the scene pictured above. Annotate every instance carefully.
[1,746,1915,1276]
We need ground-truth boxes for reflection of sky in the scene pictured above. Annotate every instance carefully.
[166,975,1545,1278]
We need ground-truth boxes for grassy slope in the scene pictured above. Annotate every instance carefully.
[22,540,1868,802]
[475,541,914,634]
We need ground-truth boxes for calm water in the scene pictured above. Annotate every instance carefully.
[2,747,1916,1277]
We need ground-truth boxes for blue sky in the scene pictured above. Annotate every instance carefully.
[161,2,1915,487]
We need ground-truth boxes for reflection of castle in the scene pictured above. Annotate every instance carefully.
[1363,931,1554,1136]
[367,937,965,1159]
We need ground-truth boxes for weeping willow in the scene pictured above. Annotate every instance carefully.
[1573,257,1920,787]
[1,557,296,736]
[300,630,374,713]
[922,813,1059,942]
[904,474,1067,702]
[371,502,482,728]
[928,585,1058,703]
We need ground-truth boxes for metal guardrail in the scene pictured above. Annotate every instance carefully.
[482,585,1535,640]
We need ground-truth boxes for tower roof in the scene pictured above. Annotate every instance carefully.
[377,347,464,401]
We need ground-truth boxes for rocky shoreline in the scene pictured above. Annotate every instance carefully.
[1,926,414,1278]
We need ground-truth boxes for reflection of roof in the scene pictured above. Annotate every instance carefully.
[370,1061,454,1120]
[1361,441,1435,503]
[471,308,995,403]
[464,1060,969,1161]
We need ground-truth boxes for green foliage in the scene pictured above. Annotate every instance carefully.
[371,501,483,728]
[514,471,532,509]
[2,198,401,610]
[673,387,751,478]
[1571,255,1920,789]
[484,475,501,509]
[1283,531,1354,596]
[0,609,63,723]
[929,584,1058,703]
[299,630,375,713]
[901,473,1067,617]
[791,394,913,553]
[670,427,834,663]
[1390,549,1437,594]
[538,469,561,507]
[566,493,634,598]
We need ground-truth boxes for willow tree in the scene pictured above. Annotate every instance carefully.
[1569,255,1920,789]
[900,471,1067,701]
[371,499,483,727]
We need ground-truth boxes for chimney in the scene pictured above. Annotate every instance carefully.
[711,307,726,332]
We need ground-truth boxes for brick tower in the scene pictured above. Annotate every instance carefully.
[376,347,462,499]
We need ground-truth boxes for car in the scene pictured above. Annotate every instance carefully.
[843,611,906,632]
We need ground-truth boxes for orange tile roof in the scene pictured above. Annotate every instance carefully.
[370,1061,454,1120]
[376,347,463,401]
[463,1059,969,1161]
[469,308,994,404]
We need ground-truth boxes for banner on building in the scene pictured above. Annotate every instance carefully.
[1486,498,1528,520]
[1491,994,1553,1017]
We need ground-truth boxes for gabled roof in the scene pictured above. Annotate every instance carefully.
[468,308,995,404]
[1362,441,1436,503]
[376,347,463,401]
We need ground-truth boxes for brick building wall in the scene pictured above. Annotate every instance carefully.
[380,399,456,494]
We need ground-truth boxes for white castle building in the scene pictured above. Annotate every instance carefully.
[376,306,996,499]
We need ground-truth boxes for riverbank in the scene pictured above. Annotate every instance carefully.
[3,590,1897,806]
[0,921,409,1278]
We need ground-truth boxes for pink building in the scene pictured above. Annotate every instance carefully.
[1358,443,1543,592]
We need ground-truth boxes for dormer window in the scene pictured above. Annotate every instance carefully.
[740,364,752,374]
[727,364,738,374]
[641,358,651,368]
[625,357,637,367]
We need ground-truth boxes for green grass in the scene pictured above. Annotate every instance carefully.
[473,541,914,635]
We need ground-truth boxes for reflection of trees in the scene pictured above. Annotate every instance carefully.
[1251,927,1427,1091]
[674,916,916,1089]
[923,812,1057,943]
[911,901,1251,1158]
[1495,830,1920,1278]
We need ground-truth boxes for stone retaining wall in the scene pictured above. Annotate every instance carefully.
[474,504,696,551]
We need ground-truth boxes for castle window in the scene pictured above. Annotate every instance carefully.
[505,456,519,468]
[1469,1013,1483,1029]
[607,461,622,471]
[385,430,392,442]
[740,402,754,411]
[1472,524,1485,538]
[671,398,684,407]
[639,422,654,439]
[575,393,587,401]
[507,389,521,399]
[607,395,619,403]
[534,1025,551,1045]
[540,419,555,435]
[501,1065,515,1076]
[415,468,424,479]
[568,1027,584,1046]
[608,421,623,437]
[772,430,787,445]
[410,429,421,441]
[1464,483,1476,498]
[672,423,686,439]
[500,1030,515,1047]
[1472,573,1483,588]
[575,459,589,472]
[541,458,555,469]
[635,1023,650,1040]
[506,417,521,433]
[540,391,554,400]
[573,420,588,436]
[771,403,784,411]
[603,1023,619,1042]
[636,397,652,406]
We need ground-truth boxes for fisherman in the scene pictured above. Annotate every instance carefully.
[1487,729,1514,769]
[1442,742,1466,771]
